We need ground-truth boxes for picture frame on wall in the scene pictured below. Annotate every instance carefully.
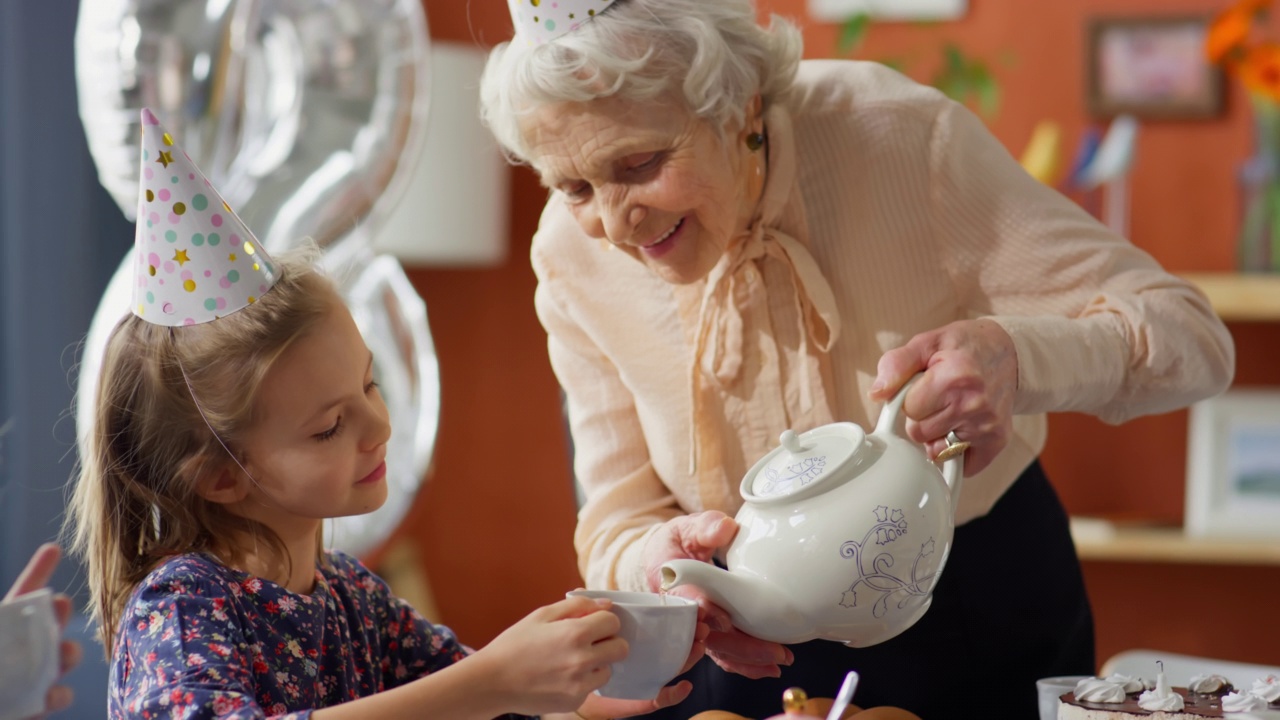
[807,0,966,23]
[1186,389,1280,539]
[1086,16,1225,119]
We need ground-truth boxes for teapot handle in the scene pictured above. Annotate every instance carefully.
[872,372,965,515]
[871,373,919,438]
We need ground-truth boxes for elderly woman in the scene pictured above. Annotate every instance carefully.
[480,0,1234,718]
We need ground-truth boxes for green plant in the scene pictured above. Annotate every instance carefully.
[836,12,1005,119]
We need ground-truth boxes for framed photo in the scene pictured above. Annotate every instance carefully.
[1186,390,1280,539]
[1087,16,1225,119]
[807,0,966,23]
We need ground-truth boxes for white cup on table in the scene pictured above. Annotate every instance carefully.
[1037,675,1091,720]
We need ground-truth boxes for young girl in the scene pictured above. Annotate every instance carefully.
[67,110,701,720]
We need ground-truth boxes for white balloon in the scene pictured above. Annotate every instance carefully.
[74,0,432,253]
[75,0,439,557]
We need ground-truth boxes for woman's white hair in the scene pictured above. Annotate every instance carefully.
[479,0,803,162]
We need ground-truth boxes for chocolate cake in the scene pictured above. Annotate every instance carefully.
[1058,687,1227,719]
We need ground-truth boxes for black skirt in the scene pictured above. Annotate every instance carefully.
[631,460,1095,720]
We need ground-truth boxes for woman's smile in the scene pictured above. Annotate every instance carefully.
[641,217,686,258]
[524,96,759,285]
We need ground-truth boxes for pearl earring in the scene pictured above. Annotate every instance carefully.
[746,132,765,152]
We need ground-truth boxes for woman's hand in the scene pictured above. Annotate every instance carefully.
[869,318,1017,475]
[477,596,629,716]
[4,543,82,719]
[641,512,794,680]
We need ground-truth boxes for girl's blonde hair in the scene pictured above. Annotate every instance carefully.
[66,250,335,650]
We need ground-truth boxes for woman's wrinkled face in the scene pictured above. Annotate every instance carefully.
[523,96,761,284]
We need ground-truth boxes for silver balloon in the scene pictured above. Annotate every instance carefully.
[75,0,430,251]
[323,234,440,555]
[75,0,439,557]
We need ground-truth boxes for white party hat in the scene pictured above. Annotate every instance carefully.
[132,108,279,327]
[507,0,616,45]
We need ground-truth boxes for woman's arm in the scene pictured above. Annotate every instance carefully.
[532,240,683,594]
[872,93,1234,469]
[532,226,790,680]
[925,98,1233,421]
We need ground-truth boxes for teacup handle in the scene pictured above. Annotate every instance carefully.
[871,372,965,514]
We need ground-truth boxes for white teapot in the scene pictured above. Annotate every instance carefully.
[660,376,964,647]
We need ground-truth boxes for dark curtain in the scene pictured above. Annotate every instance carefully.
[1,0,132,715]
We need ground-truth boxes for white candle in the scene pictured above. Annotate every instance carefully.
[1138,662,1184,712]
[1153,669,1170,696]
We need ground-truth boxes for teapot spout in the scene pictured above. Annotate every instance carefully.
[660,559,809,645]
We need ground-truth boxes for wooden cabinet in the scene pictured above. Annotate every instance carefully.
[1182,272,1280,321]
[1060,275,1280,666]
[1064,274,1280,566]
[1070,517,1280,566]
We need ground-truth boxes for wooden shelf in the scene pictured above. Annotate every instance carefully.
[1070,517,1280,566]
[1181,272,1280,321]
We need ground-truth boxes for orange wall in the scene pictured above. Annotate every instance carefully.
[396,0,1280,667]
[390,0,583,646]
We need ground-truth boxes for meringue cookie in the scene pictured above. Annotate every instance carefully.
[1188,673,1232,695]
[1252,675,1280,704]
[1222,690,1270,712]
[1137,688,1185,712]
[1104,673,1145,694]
[1074,677,1127,703]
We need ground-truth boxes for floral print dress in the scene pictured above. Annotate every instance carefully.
[109,551,534,719]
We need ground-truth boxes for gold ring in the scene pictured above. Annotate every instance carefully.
[936,431,970,463]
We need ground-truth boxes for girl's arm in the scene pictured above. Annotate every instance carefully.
[314,596,628,719]
[120,580,620,720]
[313,624,695,720]
[351,552,701,720]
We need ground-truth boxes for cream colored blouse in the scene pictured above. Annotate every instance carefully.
[530,60,1235,592]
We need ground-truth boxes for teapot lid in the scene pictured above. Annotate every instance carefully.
[743,423,871,502]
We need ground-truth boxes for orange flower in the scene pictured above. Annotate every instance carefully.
[1208,7,1254,65]
[1235,0,1272,13]
[1237,42,1280,102]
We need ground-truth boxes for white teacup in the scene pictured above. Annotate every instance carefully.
[0,589,60,720]
[1036,675,1091,720]
[567,589,698,700]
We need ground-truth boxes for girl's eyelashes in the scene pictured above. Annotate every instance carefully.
[316,418,344,442]
[314,381,377,441]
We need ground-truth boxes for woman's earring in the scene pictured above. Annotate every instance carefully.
[746,132,765,152]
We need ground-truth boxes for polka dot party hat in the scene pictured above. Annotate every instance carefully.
[507,0,615,45]
[132,108,279,327]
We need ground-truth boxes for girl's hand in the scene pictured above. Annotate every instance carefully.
[641,512,793,680]
[4,543,82,719]
[477,595,627,716]
[550,600,711,719]
[870,318,1018,475]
